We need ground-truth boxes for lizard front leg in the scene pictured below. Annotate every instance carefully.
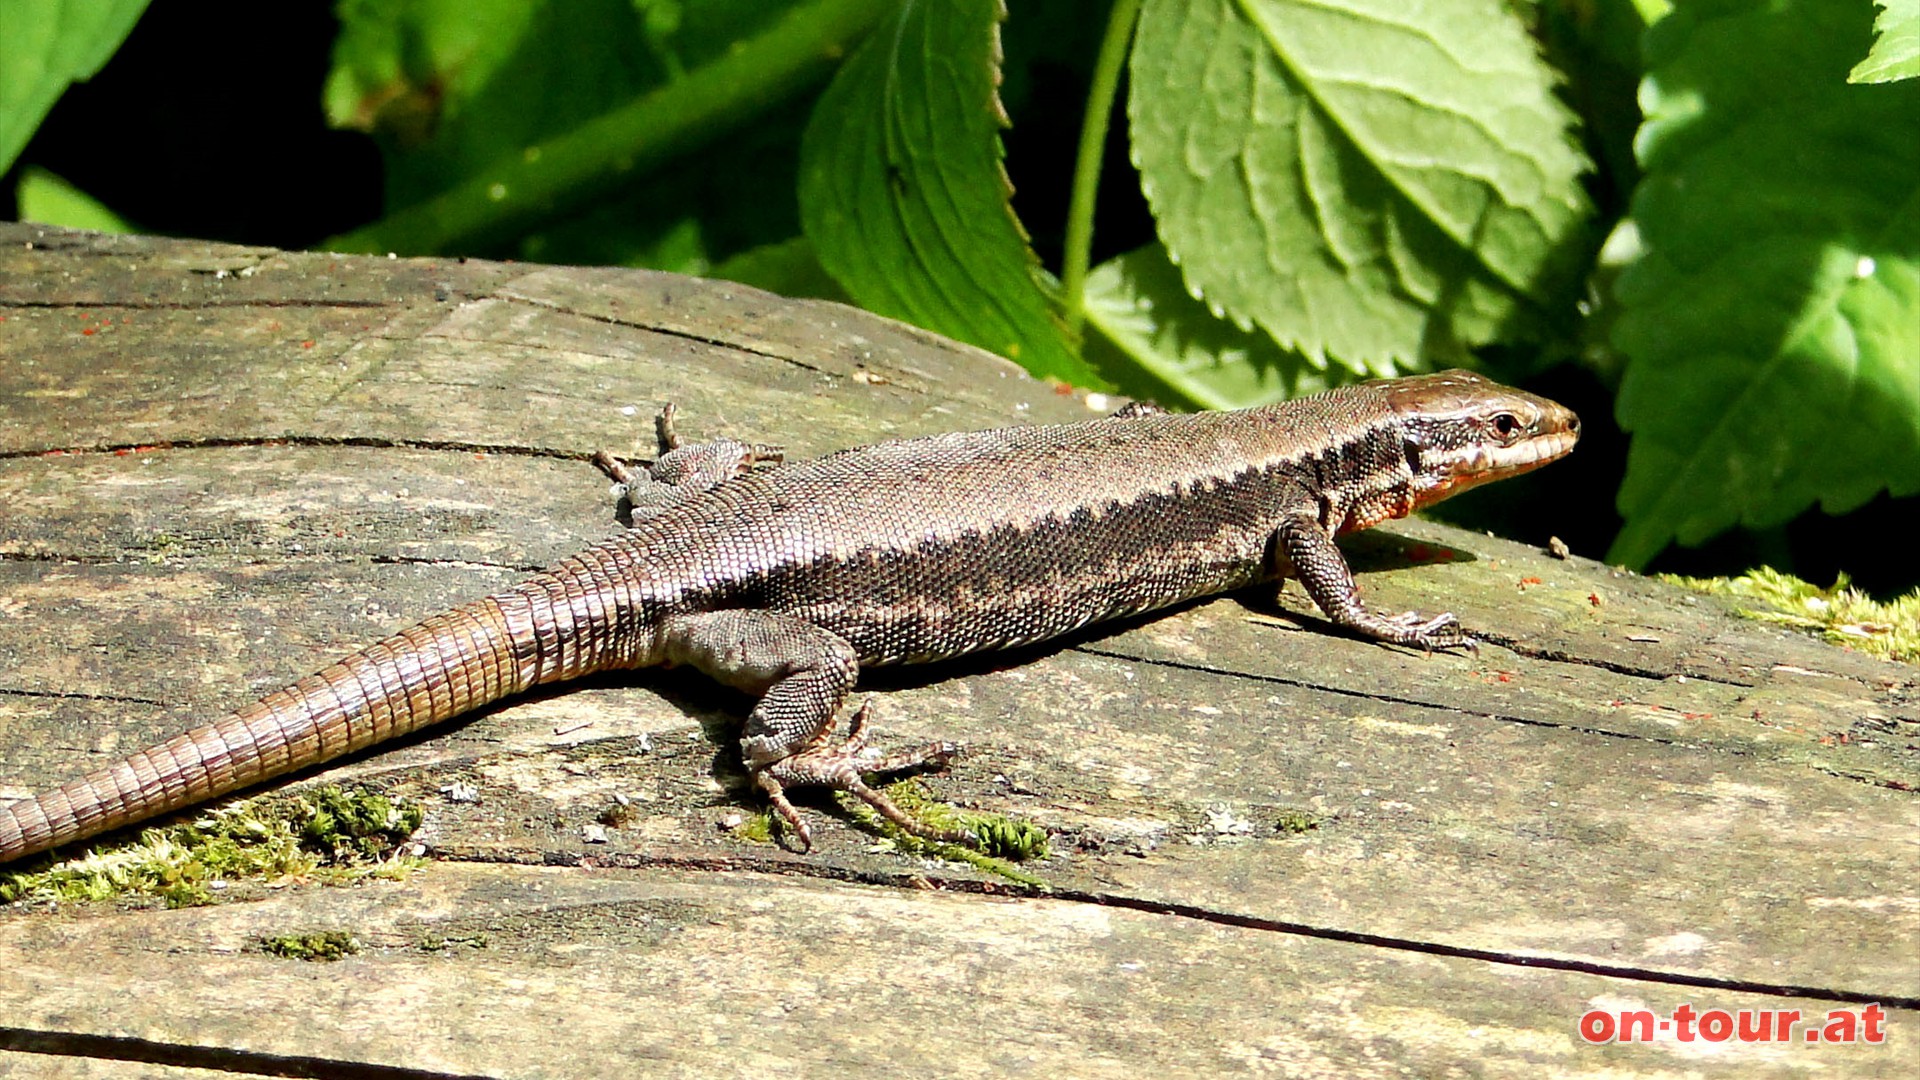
[659,609,968,851]
[1275,513,1473,652]
[593,403,784,525]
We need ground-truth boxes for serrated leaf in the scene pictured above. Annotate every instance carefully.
[1610,0,1920,567]
[1852,0,1920,83]
[798,0,1099,387]
[1082,244,1364,409]
[1129,0,1593,372]
[0,0,147,175]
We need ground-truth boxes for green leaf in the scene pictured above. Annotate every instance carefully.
[0,0,147,176]
[710,237,849,302]
[17,166,134,232]
[1128,0,1594,372]
[1853,0,1920,83]
[329,0,780,209]
[1610,0,1920,567]
[325,0,887,256]
[799,0,1101,387]
[1082,244,1364,409]
[517,97,813,273]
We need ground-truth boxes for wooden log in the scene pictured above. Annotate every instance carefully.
[1,225,1913,1077]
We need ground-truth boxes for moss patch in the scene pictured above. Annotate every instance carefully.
[725,810,777,845]
[839,781,1051,888]
[1660,568,1919,664]
[259,930,360,962]
[1272,808,1323,835]
[0,785,424,908]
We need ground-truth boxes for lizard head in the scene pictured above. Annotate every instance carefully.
[1382,369,1581,511]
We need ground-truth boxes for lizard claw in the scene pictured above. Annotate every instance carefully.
[755,710,972,851]
[1371,610,1476,653]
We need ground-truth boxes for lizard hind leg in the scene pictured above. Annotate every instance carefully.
[593,403,784,525]
[660,610,969,852]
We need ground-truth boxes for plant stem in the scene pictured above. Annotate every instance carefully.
[1060,0,1142,337]
[322,0,894,256]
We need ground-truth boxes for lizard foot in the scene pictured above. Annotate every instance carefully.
[1377,610,1478,654]
[754,701,970,853]
[593,403,784,525]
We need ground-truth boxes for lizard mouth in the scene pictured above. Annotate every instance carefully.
[1464,426,1580,480]
[1413,407,1581,505]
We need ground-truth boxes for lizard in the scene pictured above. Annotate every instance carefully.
[0,370,1578,865]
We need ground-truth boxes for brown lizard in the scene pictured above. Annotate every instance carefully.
[0,370,1578,864]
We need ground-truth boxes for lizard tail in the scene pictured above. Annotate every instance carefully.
[0,550,647,866]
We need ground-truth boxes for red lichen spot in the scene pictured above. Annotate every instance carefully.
[301,340,316,349]
[81,327,97,336]
[1519,576,1543,588]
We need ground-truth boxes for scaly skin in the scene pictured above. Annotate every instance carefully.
[0,371,1578,863]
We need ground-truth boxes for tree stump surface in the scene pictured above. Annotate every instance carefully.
[0,224,1913,1078]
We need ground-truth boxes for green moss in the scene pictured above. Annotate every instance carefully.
[1272,808,1323,835]
[839,781,1052,888]
[596,801,644,829]
[1660,568,1920,664]
[418,933,489,953]
[259,930,359,962]
[0,785,424,908]
[300,786,424,860]
[727,810,777,844]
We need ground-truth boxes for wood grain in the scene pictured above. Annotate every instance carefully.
[2,224,1914,1078]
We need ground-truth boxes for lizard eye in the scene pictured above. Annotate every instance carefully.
[1490,412,1522,444]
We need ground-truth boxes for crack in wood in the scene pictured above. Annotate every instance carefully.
[0,1026,500,1080]
[1071,644,1716,750]
[0,297,401,310]
[370,554,544,574]
[495,291,828,374]
[0,435,599,464]
[1479,634,1756,687]
[426,845,1920,1010]
[0,686,171,708]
